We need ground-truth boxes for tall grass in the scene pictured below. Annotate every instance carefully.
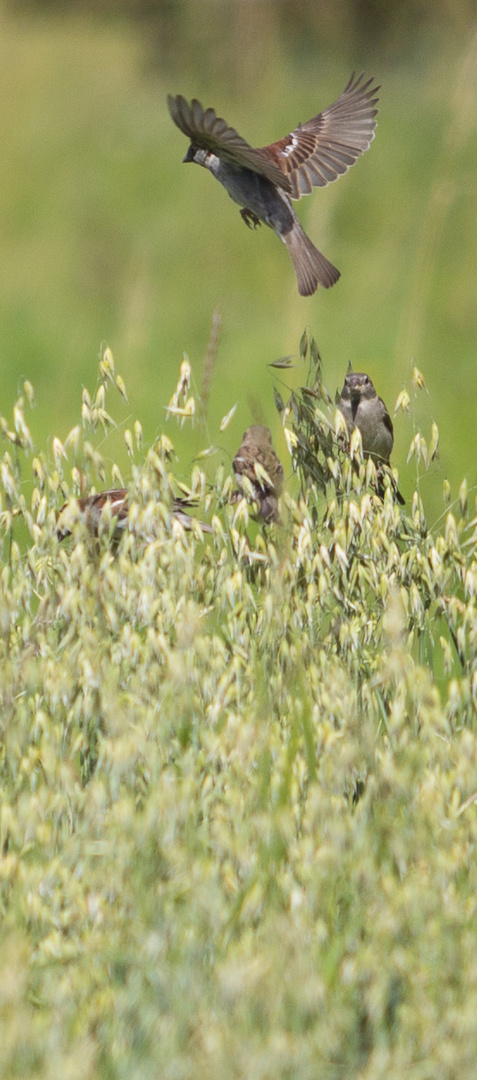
[1,339,477,1077]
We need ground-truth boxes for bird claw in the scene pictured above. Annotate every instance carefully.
[240,208,261,230]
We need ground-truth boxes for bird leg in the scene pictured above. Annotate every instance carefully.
[240,208,261,230]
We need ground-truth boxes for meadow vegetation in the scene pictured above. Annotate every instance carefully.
[1,336,477,1077]
[1,3,477,1076]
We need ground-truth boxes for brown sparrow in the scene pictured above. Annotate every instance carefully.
[168,73,378,296]
[233,425,284,523]
[57,488,213,541]
[337,372,404,503]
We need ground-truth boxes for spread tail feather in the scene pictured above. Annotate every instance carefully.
[283,224,340,295]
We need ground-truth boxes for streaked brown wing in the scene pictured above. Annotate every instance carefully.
[234,445,283,496]
[167,94,292,191]
[256,447,284,495]
[260,72,379,199]
[78,489,129,536]
[76,489,127,511]
[57,488,128,540]
[233,444,254,482]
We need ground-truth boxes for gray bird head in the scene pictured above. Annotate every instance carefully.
[341,372,376,404]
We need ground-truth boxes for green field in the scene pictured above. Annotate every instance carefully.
[1,7,476,524]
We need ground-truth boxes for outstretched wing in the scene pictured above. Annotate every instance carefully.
[259,72,379,199]
[167,94,292,191]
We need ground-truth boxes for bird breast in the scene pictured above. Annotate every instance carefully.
[354,399,393,459]
[213,161,296,233]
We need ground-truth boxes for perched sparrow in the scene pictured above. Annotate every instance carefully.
[233,425,284,523]
[57,488,213,541]
[168,73,378,296]
[337,372,404,503]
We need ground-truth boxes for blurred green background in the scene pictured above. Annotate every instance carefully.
[1,0,476,522]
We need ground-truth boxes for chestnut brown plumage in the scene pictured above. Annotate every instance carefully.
[233,425,284,523]
[168,74,379,296]
[57,488,213,541]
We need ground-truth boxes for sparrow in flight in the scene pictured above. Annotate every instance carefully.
[337,371,404,504]
[233,424,284,523]
[57,488,213,541]
[168,73,379,296]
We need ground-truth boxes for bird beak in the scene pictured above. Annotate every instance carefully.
[350,380,365,398]
[182,145,195,164]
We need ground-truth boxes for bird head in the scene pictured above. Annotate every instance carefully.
[183,144,210,168]
[342,372,376,404]
[241,425,273,448]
